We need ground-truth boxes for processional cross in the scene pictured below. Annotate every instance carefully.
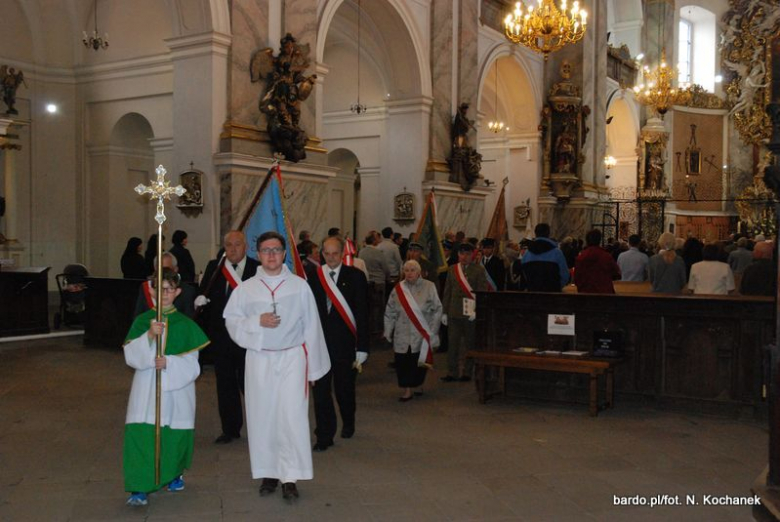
[133,164,186,485]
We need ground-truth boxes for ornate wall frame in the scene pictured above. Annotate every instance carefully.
[393,191,415,222]
[176,168,204,215]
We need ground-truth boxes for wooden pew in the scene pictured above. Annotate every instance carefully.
[474,291,774,416]
[467,350,621,416]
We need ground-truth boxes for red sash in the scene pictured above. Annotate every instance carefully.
[142,280,155,308]
[221,262,239,289]
[317,266,356,338]
[342,238,356,267]
[454,263,475,300]
[394,282,434,368]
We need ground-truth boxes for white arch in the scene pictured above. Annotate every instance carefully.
[168,0,231,37]
[477,43,540,127]
[606,88,640,138]
[317,0,431,98]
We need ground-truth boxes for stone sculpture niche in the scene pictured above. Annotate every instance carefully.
[540,61,589,201]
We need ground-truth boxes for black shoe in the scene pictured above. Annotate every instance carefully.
[259,478,279,496]
[312,440,333,452]
[413,390,424,397]
[340,427,354,439]
[398,395,413,402]
[214,433,238,444]
[282,482,299,502]
[458,376,471,382]
[440,375,457,382]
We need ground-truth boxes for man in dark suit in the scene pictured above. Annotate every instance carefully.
[196,230,259,444]
[308,236,369,451]
[480,238,506,291]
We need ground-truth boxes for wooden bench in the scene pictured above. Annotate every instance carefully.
[466,350,621,416]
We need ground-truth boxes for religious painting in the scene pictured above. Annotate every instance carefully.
[393,191,414,221]
[684,124,702,176]
[176,169,204,209]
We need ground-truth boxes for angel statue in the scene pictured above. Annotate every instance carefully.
[1,66,27,115]
[250,33,317,163]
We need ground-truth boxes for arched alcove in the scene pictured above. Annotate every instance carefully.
[478,49,539,241]
[319,0,428,99]
[87,112,155,276]
[605,95,639,196]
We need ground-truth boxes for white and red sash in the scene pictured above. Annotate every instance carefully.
[142,280,155,308]
[221,261,240,290]
[454,263,475,300]
[342,238,356,267]
[395,282,434,368]
[317,265,357,338]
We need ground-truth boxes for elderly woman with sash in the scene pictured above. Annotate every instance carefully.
[384,260,443,401]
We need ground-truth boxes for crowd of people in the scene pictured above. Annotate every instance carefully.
[117,222,776,507]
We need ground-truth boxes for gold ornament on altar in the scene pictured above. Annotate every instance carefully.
[720,0,779,146]
[735,151,777,236]
[503,0,587,60]
[632,49,692,119]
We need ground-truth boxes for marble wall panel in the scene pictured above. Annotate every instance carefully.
[436,195,485,237]
[230,0,270,126]
[220,171,328,243]
[538,201,602,240]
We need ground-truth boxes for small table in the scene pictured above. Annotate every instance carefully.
[466,350,621,416]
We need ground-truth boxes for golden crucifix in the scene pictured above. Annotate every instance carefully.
[134,164,186,485]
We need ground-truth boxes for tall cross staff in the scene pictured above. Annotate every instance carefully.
[134,164,186,485]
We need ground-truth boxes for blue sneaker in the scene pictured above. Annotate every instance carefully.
[167,475,185,492]
[126,492,148,506]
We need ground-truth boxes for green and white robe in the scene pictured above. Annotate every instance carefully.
[123,307,209,493]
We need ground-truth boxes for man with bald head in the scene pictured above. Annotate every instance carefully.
[740,241,776,296]
[197,231,260,443]
[308,236,369,451]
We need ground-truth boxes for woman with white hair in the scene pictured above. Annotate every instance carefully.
[648,233,687,293]
[384,260,443,401]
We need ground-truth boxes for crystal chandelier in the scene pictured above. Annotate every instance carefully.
[603,155,617,169]
[350,0,367,115]
[503,0,587,60]
[83,0,109,51]
[487,61,505,134]
[632,49,690,118]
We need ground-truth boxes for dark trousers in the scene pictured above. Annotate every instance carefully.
[395,348,427,388]
[214,341,246,437]
[313,358,357,444]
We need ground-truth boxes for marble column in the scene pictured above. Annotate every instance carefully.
[642,0,675,195]
[425,0,455,181]
[580,0,607,194]
[457,0,480,128]
[0,119,20,242]
[356,167,380,239]
[285,0,322,149]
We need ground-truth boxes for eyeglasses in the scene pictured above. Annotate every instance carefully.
[258,247,285,255]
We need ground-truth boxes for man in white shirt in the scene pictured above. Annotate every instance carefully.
[617,234,649,282]
[377,226,403,279]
